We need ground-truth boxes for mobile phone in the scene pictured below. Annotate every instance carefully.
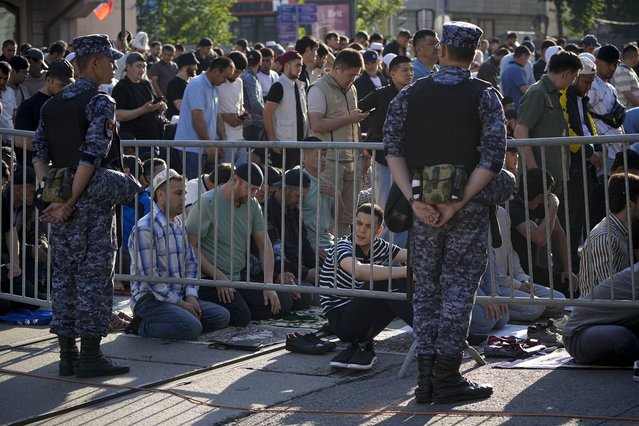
[239,112,249,121]
[152,95,163,104]
[367,108,376,114]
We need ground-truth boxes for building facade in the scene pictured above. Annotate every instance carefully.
[0,0,136,48]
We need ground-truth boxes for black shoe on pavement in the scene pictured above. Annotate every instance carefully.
[330,343,358,368]
[347,341,377,370]
[286,332,335,354]
[125,316,141,335]
[305,332,337,352]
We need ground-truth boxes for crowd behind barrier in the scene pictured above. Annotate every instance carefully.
[0,130,638,310]
[1,27,639,385]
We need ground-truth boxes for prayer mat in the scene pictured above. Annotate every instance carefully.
[259,308,328,330]
[203,324,315,348]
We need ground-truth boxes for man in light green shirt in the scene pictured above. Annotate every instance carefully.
[301,147,344,259]
[186,162,280,325]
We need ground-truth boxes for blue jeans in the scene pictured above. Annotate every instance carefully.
[179,150,214,180]
[469,302,509,335]
[133,294,230,340]
[498,284,565,322]
[565,325,639,366]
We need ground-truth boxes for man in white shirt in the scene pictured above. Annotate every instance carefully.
[217,52,251,165]
[257,48,279,101]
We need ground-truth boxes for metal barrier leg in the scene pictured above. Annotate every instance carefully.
[398,339,418,378]
[467,344,487,366]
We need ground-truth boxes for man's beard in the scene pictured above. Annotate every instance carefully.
[234,196,248,208]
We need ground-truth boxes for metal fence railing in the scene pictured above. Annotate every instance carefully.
[1,127,638,310]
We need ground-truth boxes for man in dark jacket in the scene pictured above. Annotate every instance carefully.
[477,48,508,89]
[358,56,412,214]
[354,50,387,134]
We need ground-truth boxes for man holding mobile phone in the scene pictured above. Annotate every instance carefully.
[359,55,413,244]
[112,52,167,159]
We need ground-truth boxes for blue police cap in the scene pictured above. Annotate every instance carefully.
[72,34,124,60]
[442,21,483,50]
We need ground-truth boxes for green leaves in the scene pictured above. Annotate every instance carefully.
[136,0,237,46]
[355,0,405,34]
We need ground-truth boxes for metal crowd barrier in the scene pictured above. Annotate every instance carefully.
[0,127,638,311]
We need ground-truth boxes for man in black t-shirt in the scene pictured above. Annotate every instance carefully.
[15,59,74,165]
[509,168,577,296]
[112,52,168,159]
[194,38,215,75]
[166,52,199,120]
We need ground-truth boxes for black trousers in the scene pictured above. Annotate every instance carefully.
[325,279,413,343]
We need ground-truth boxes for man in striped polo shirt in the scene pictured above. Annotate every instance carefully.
[579,173,639,297]
[319,203,413,370]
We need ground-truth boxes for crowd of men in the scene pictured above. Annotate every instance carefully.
[0,24,638,401]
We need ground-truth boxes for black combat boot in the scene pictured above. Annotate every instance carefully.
[414,355,434,403]
[76,337,130,378]
[58,336,79,376]
[432,352,492,404]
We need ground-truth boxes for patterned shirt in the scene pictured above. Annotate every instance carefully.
[578,213,631,297]
[241,67,264,127]
[129,204,199,310]
[32,77,116,167]
[383,66,506,173]
[589,75,624,137]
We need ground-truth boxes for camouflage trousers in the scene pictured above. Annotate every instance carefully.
[410,201,489,356]
[49,200,118,338]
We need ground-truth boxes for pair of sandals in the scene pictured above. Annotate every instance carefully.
[109,311,132,332]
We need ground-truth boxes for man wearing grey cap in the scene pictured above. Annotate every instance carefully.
[22,48,48,96]
[384,21,510,404]
[33,34,141,378]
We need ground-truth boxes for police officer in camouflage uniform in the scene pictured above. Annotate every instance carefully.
[384,22,511,404]
[33,35,135,378]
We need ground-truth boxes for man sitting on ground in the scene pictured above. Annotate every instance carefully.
[509,168,578,296]
[320,203,413,370]
[128,169,230,339]
[563,265,639,366]
[265,168,316,297]
[579,173,639,297]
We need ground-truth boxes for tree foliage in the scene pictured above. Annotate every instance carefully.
[549,0,639,36]
[136,0,237,46]
[355,0,405,34]
[559,0,606,34]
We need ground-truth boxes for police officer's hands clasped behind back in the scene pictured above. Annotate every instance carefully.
[33,34,142,379]
[383,21,516,405]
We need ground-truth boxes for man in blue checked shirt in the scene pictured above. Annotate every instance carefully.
[128,169,230,339]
